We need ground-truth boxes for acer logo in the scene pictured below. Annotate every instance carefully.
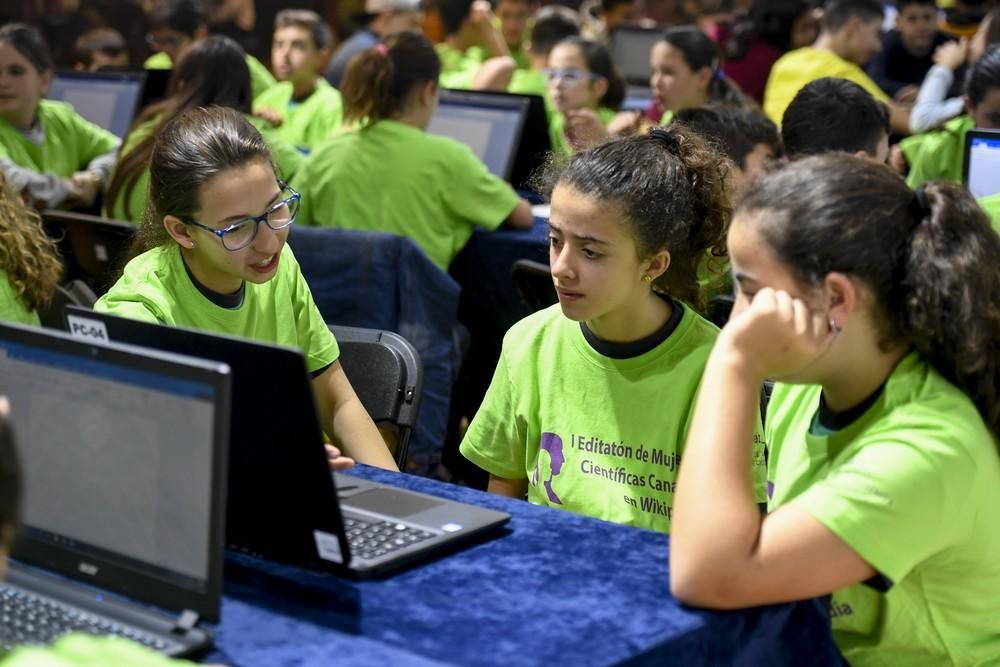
[78,562,99,576]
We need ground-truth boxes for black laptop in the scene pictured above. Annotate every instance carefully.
[47,70,147,138]
[0,322,230,657]
[962,128,1000,199]
[63,308,511,576]
[610,25,664,111]
[41,211,136,294]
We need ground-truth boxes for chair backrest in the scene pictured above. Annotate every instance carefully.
[706,293,735,329]
[38,280,98,329]
[511,259,557,313]
[329,325,424,469]
[41,210,136,295]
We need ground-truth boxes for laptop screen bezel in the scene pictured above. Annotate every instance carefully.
[47,69,148,138]
[1,322,229,622]
[610,25,665,87]
[962,128,1000,195]
[62,306,355,572]
[429,89,530,181]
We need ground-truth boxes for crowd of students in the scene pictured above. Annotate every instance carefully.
[1,0,1000,663]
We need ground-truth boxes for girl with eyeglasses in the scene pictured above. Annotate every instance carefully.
[97,106,397,472]
[460,126,767,532]
[105,35,303,225]
[0,23,120,211]
[670,155,1000,664]
[544,37,626,154]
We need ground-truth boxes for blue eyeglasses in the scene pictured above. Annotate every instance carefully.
[184,181,300,251]
[541,68,604,85]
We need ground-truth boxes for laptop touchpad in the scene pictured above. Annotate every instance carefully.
[346,489,444,518]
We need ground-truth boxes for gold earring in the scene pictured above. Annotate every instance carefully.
[642,275,653,283]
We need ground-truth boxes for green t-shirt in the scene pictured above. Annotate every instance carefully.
[765,352,1000,666]
[436,43,485,89]
[901,115,974,189]
[0,269,41,327]
[548,106,617,156]
[297,119,519,270]
[763,47,889,126]
[105,114,303,224]
[95,243,338,373]
[143,52,275,99]
[507,68,547,97]
[978,192,1000,234]
[461,303,768,532]
[253,79,343,152]
[0,100,119,178]
[0,634,192,666]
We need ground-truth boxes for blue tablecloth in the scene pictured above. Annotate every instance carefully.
[207,466,845,666]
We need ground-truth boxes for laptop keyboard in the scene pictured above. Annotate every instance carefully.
[343,517,436,561]
[0,583,176,653]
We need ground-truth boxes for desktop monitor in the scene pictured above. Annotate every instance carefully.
[610,25,665,87]
[963,129,1000,199]
[427,90,530,182]
[47,70,147,138]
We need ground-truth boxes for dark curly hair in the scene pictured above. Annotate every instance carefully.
[534,125,732,310]
[739,155,1000,440]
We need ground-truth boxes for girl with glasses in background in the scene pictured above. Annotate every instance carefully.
[97,106,397,472]
[544,37,626,154]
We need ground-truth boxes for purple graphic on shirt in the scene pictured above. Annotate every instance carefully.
[533,432,564,504]
[767,481,774,499]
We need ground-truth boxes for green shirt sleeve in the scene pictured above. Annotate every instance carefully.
[442,142,519,231]
[460,342,529,480]
[246,54,277,100]
[0,269,41,327]
[69,110,120,167]
[249,116,305,182]
[285,246,339,372]
[0,634,195,666]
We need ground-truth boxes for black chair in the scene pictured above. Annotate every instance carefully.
[511,259,557,313]
[37,280,98,329]
[330,325,423,470]
[41,210,136,295]
[706,293,735,328]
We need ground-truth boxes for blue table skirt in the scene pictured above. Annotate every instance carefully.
[207,466,845,666]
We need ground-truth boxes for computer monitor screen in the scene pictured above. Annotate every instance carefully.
[427,91,529,180]
[965,131,1000,199]
[47,70,146,138]
[611,26,664,86]
[0,329,218,589]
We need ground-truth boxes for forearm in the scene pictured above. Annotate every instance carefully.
[84,149,119,186]
[910,66,962,132]
[327,399,399,471]
[487,474,528,498]
[0,159,69,208]
[670,346,764,598]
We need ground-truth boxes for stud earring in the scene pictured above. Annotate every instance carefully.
[642,275,653,283]
[828,317,840,334]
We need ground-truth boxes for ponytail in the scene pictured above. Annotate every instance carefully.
[341,31,441,127]
[535,125,731,310]
[897,183,1000,437]
[738,155,1000,440]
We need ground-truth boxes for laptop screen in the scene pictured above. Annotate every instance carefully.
[966,131,1000,199]
[426,91,529,180]
[610,26,663,87]
[0,329,220,595]
[47,70,146,138]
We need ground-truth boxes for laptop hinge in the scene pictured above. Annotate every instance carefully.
[172,609,200,635]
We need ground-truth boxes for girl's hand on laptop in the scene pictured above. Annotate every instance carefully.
[325,444,356,471]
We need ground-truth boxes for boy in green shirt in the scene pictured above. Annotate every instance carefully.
[507,4,580,97]
[253,10,343,152]
[434,0,518,89]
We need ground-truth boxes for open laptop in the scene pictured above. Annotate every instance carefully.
[610,25,663,111]
[0,322,229,657]
[41,211,136,295]
[428,89,530,182]
[963,128,1000,199]
[47,70,147,138]
[63,308,511,577]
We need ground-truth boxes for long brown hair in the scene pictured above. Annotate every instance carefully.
[0,173,62,312]
[105,35,253,222]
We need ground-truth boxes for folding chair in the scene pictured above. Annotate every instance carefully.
[329,325,423,469]
[37,280,98,329]
[511,259,557,313]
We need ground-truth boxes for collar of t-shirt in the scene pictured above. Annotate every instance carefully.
[579,293,682,359]
[812,382,887,435]
[181,253,246,309]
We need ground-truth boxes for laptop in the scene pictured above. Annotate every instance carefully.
[63,308,511,577]
[428,89,530,182]
[41,211,136,295]
[439,89,552,192]
[963,128,1000,199]
[47,70,147,138]
[0,322,230,657]
[610,25,663,110]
